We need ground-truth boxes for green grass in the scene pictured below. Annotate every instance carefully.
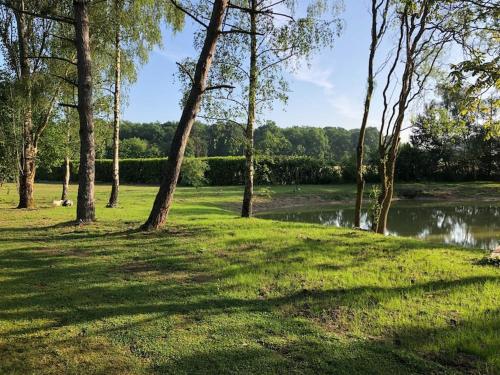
[0,182,499,374]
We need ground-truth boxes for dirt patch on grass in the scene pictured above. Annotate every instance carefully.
[281,302,355,336]
[254,195,333,213]
[35,247,91,257]
[120,261,158,274]
[35,247,63,256]
[225,195,344,214]
[66,248,92,257]
[165,226,201,237]
[118,261,213,284]
[188,272,213,283]
[425,350,481,374]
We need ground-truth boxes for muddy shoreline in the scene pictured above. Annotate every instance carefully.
[226,192,500,214]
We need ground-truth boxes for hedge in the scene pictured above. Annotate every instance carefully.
[36,156,378,185]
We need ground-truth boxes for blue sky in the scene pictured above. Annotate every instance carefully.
[123,1,394,130]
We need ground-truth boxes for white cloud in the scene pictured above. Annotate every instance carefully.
[293,64,335,92]
[330,94,361,122]
[152,47,187,63]
[293,62,361,124]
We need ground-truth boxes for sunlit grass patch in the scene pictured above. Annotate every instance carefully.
[0,182,499,374]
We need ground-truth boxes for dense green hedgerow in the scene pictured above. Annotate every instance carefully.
[37,156,378,186]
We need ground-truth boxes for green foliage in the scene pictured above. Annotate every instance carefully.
[180,158,209,187]
[367,185,381,230]
[35,128,499,185]
[447,1,499,103]
[92,0,185,96]
[118,121,380,163]
[38,142,499,186]
[207,122,245,156]
[120,137,161,158]
[37,156,360,185]
[407,83,500,181]
[0,72,18,183]
[340,153,378,183]
[188,0,343,130]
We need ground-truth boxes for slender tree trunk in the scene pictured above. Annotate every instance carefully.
[375,153,395,234]
[74,0,96,223]
[107,23,121,208]
[376,70,411,234]
[141,0,229,231]
[61,156,70,200]
[15,3,36,209]
[241,0,258,218]
[376,76,410,234]
[375,2,433,233]
[355,0,380,227]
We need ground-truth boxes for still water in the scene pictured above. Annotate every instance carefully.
[259,202,499,250]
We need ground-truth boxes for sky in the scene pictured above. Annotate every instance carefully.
[124,1,374,129]
[122,1,413,134]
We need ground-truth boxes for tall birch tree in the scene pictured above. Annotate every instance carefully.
[189,0,342,217]
[141,0,231,231]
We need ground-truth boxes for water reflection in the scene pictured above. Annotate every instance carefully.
[260,203,499,250]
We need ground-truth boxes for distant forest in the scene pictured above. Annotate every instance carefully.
[108,119,498,181]
[115,121,380,163]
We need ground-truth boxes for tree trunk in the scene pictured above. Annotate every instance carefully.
[74,0,96,223]
[355,0,379,227]
[376,75,410,234]
[375,154,395,234]
[141,0,229,231]
[107,21,121,208]
[374,1,434,234]
[376,69,412,233]
[15,2,36,209]
[61,156,70,201]
[18,145,36,208]
[241,0,257,218]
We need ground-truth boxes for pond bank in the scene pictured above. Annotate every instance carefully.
[227,182,500,214]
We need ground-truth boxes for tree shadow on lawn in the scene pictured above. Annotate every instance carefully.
[1,243,498,373]
[147,311,499,375]
[0,220,215,245]
[0,223,498,373]
[2,277,497,374]
[215,230,484,282]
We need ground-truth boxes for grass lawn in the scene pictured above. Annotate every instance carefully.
[0,182,499,374]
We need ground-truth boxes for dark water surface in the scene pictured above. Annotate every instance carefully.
[259,201,499,251]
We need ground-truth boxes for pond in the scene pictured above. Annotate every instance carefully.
[259,201,500,251]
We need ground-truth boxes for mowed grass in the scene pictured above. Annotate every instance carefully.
[0,182,499,375]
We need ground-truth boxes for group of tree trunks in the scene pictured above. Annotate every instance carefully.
[3,0,496,234]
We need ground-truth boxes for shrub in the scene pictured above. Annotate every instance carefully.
[180,158,209,187]
[37,156,380,185]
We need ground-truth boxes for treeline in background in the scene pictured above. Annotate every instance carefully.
[35,117,498,186]
[3,78,498,185]
[117,122,380,161]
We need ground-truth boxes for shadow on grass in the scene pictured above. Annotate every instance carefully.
[148,312,499,375]
[0,219,498,374]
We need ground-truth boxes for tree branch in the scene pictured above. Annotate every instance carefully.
[198,114,244,128]
[49,33,75,45]
[0,0,75,24]
[176,62,194,85]
[58,102,78,109]
[28,55,77,66]
[49,73,77,87]
[204,84,235,92]
[169,0,208,29]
